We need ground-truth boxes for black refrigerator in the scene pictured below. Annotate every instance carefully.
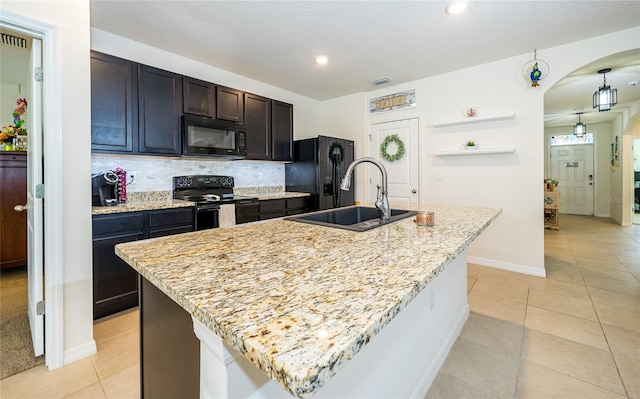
[285,135,355,211]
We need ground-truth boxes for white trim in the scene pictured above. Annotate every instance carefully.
[63,340,97,365]
[0,10,65,369]
[467,255,547,277]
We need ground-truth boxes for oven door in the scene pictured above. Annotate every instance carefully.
[195,204,219,230]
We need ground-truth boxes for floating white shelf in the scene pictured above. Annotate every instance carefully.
[433,147,516,156]
[432,112,516,128]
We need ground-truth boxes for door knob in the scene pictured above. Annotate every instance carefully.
[411,189,417,194]
[14,204,27,212]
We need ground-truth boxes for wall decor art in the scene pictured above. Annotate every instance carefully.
[369,89,416,114]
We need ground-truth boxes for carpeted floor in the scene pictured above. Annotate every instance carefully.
[0,267,44,380]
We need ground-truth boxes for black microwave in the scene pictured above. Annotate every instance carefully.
[182,115,246,159]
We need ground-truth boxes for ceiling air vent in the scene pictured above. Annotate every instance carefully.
[1,33,28,49]
[370,77,392,86]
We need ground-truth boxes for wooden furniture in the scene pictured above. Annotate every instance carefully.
[0,152,27,269]
[544,191,560,230]
[91,51,183,156]
[259,197,310,220]
[271,100,294,161]
[91,50,294,162]
[92,207,195,319]
[244,93,272,160]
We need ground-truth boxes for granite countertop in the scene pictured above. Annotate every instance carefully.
[91,190,309,215]
[115,204,501,397]
[91,199,195,215]
[252,191,310,200]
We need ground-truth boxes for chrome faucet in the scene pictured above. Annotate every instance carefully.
[340,157,390,221]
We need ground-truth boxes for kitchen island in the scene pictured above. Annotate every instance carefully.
[116,204,501,398]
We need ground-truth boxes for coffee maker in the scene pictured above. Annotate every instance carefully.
[91,171,119,206]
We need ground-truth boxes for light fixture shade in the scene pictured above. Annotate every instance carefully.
[573,113,586,137]
[593,85,618,112]
[592,68,618,112]
[573,122,586,137]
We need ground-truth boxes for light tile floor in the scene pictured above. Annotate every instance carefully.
[1,215,638,398]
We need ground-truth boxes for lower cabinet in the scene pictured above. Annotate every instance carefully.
[92,207,194,320]
[259,197,310,221]
[140,276,200,398]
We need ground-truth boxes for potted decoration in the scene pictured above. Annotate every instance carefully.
[1,99,27,151]
[464,140,478,150]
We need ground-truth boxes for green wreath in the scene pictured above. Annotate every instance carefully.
[380,134,405,162]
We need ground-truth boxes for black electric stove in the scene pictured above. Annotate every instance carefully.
[173,175,259,229]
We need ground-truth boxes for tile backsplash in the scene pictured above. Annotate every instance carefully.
[91,155,285,192]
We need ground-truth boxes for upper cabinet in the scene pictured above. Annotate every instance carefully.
[272,100,293,161]
[138,65,183,155]
[91,51,293,161]
[91,52,182,156]
[216,86,244,123]
[91,52,137,153]
[244,93,272,160]
[183,77,216,117]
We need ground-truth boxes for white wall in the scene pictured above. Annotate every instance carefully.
[1,0,95,365]
[321,26,640,277]
[545,122,612,217]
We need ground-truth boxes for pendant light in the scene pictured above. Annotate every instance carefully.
[592,68,617,112]
[573,113,586,137]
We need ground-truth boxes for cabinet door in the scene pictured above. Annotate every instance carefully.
[216,86,244,123]
[183,77,215,117]
[138,65,183,155]
[148,207,194,237]
[93,231,143,319]
[0,153,27,269]
[91,52,137,152]
[244,93,271,160]
[272,100,293,161]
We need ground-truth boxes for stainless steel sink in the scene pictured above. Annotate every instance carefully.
[285,206,417,232]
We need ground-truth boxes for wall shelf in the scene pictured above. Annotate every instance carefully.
[432,112,516,128]
[433,147,515,156]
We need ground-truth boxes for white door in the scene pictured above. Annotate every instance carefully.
[26,37,44,356]
[550,144,594,215]
[368,118,419,208]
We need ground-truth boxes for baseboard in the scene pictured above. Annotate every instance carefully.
[63,340,97,365]
[467,256,547,277]
[411,304,470,399]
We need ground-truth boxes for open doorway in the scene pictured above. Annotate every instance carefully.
[0,27,43,379]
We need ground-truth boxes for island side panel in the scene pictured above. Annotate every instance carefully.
[140,276,200,398]
[193,251,469,398]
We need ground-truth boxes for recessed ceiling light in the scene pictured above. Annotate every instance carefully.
[315,55,329,65]
[445,2,467,15]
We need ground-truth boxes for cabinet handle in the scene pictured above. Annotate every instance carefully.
[14,204,28,212]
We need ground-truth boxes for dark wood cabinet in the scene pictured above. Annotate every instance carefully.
[216,86,244,123]
[92,207,194,319]
[91,51,182,156]
[259,197,309,221]
[140,276,200,399]
[138,65,183,155]
[91,51,294,161]
[0,152,27,270]
[244,93,272,160]
[272,100,294,161]
[183,77,216,117]
[90,52,137,152]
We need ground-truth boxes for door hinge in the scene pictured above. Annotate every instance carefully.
[35,184,45,198]
[36,300,45,315]
[34,67,43,82]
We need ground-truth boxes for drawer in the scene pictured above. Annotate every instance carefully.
[149,208,194,228]
[260,211,286,221]
[93,213,144,235]
[286,197,309,210]
[260,199,286,213]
